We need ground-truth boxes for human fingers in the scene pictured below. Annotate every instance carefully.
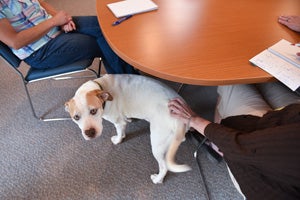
[278,16,289,25]
[168,100,182,114]
[168,104,190,124]
[69,20,76,30]
[168,98,182,108]
[168,100,186,116]
[168,100,193,120]
[67,23,73,31]
[52,11,72,26]
[278,15,289,20]
[174,98,197,117]
[61,24,70,33]
[169,98,197,117]
[278,15,300,30]
[169,98,189,111]
[168,99,188,115]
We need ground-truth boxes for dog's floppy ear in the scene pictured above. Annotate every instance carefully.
[96,90,113,101]
[64,99,73,113]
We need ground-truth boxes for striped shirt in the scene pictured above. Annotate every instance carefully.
[0,0,61,59]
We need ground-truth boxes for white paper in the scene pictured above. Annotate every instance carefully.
[107,0,158,18]
[268,39,300,68]
[250,49,300,91]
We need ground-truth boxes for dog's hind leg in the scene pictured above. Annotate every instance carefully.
[150,150,168,184]
[149,128,172,184]
[111,121,127,145]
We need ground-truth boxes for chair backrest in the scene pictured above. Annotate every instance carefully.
[0,41,22,68]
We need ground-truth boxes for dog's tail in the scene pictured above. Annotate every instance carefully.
[166,126,191,173]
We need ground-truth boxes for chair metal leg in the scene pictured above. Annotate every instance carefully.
[22,81,71,121]
[97,57,102,77]
[177,83,185,94]
[22,81,39,120]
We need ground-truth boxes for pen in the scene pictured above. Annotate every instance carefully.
[291,43,300,47]
[112,15,133,26]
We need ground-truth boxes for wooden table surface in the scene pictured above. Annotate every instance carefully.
[97,0,300,85]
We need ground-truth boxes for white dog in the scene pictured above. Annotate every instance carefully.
[65,74,191,184]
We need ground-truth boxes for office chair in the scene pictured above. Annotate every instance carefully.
[0,41,102,122]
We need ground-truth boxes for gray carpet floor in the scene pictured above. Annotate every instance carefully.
[0,1,243,199]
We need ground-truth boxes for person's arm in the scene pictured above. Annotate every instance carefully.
[40,0,76,33]
[39,0,58,16]
[169,98,300,168]
[0,2,72,49]
[39,0,76,33]
[205,121,300,170]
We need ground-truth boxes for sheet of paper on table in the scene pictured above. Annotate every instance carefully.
[107,0,158,18]
[250,39,300,93]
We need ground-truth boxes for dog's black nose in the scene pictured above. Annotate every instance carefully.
[85,128,96,138]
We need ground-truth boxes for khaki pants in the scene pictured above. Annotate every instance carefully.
[216,82,300,120]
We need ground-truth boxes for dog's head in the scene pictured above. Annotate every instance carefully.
[65,81,113,140]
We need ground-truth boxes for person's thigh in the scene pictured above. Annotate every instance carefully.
[72,16,102,37]
[72,16,138,74]
[25,33,102,69]
[256,82,300,109]
[216,84,272,120]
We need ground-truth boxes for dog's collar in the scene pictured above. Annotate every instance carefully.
[93,80,103,90]
[93,80,106,109]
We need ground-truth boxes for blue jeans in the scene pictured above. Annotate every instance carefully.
[25,16,139,74]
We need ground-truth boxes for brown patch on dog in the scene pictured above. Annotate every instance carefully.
[86,90,113,109]
[86,90,102,108]
[65,98,76,116]
[96,90,113,101]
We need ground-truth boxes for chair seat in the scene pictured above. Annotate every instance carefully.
[25,59,94,81]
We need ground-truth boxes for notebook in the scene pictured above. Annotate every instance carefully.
[107,0,158,18]
[250,39,300,93]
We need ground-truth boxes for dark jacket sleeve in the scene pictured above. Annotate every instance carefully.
[204,104,300,185]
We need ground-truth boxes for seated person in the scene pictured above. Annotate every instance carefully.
[168,82,300,200]
[0,0,139,74]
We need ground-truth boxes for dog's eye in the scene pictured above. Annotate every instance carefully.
[90,109,97,115]
[73,115,80,121]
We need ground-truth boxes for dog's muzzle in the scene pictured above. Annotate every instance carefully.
[85,128,96,138]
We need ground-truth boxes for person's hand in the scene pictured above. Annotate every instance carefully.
[168,98,197,125]
[51,10,73,27]
[278,15,300,32]
[169,98,211,134]
[61,20,76,33]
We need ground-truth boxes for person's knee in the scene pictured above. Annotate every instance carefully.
[257,82,300,109]
[69,33,102,57]
[216,84,271,119]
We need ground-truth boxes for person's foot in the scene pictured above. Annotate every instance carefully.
[278,15,300,32]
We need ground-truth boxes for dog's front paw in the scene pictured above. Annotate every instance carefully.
[111,135,124,145]
[150,174,164,184]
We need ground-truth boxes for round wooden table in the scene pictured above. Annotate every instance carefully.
[97,0,300,85]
